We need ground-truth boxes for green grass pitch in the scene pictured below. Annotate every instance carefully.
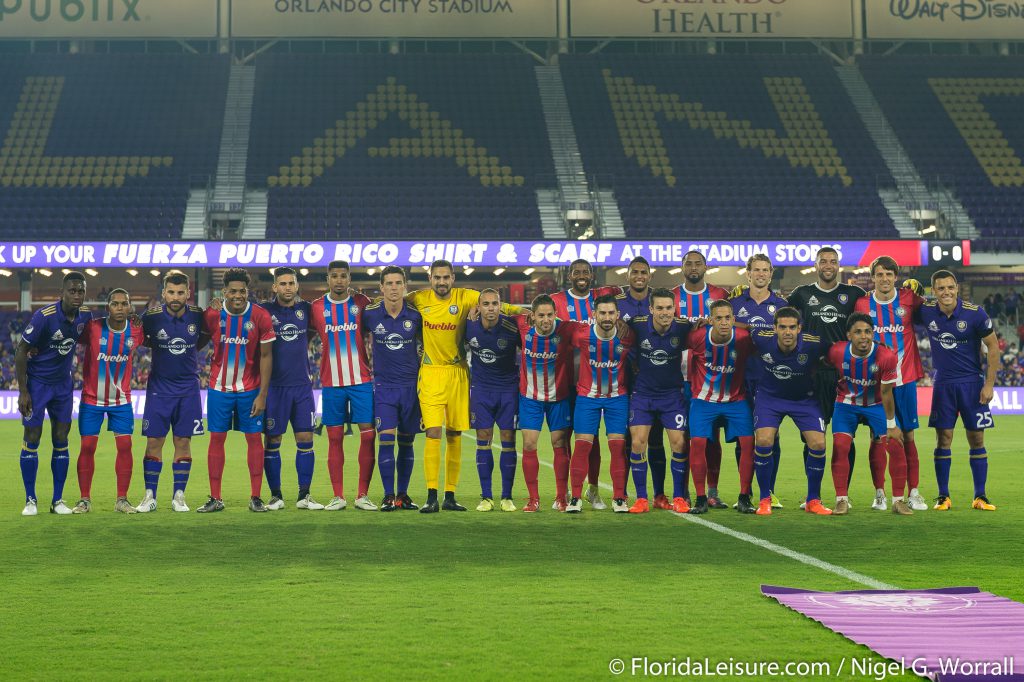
[2,418,1022,680]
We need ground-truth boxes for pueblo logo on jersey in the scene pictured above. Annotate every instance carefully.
[424,320,457,331]
[97,352,130,363]
[325,323,359,333]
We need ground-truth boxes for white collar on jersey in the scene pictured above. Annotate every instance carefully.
[871,290,898,306]
[680,283,708,296]
[567,289,591,300]
[850,342,876,359]
[708,328,735,347]
[813,281,841,294]
[325,293,350,306]
[222,302,252,317]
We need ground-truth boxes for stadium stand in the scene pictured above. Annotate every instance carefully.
[0,54,229,239]
[560,55,897,240]
[859,56,1024,253]
[247,54,550,240]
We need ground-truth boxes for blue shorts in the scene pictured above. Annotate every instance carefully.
[928,380,994,431]
[629,391,688,431]
[143,391,204,438]
[23,379,73,427]
[207,389,264,434]
[322,383,374,426]
[471,387,519,431]
[893,382,920,431]
[753,396,824,434]
[832,402,887,439]
[689,398,753,441]
[78,403,134,436]
[573,395,629,436]
[519,395,571,433]
[265,385,317,436]
[375,384,422,434]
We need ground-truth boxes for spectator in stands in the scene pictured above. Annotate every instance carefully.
[1006,290,1019,323]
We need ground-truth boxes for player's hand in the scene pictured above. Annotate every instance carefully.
[128,312,142,326]
[980,384,994,405]
[251,393,267,418]
[694,316,709,327]
[18,390,32,419]
[729,284,747,300]
[887,426,903,442]
[209,297,223,311]
[615,319,629,336]
[902,278,924,295]
[467,305,480,321]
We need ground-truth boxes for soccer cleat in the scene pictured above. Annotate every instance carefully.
[628,498,649,514]
[72,498,92,514]
[115,497,137,514]
[908,488,929,512]
[551,497,567,512]
[671,497,690,514]
[196,497,224,513]
[585,485,607,510]
[476,497,494,512]
[933,496,952,511]
[324,496,347,511]
[249,496,269,512]
[770,492,784,509]
[354,495,378,511]
[652,494,672,510]
[396,494,419,511]
[441,495,467,512]
[21,498,38,517]
[565,496,583,513]
[499,498,517,512]
[755,498,773,515]
[521,498,539,513]
[871,489,888,511]
[419,499,440,514]
[266,496,285,511]
[688,496,709,515]
[736,494,756,514]
[707,495,728,510]
[805,499,833,516]
[379,495,398,512]
[892,498,913,516]
[50,499,73,515]
[135,490,157,513]
[171,491,190,513]
[972,496,996,511]
[833,497,850,516]
[612,498,629,513]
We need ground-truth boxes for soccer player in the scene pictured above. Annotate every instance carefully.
[137,270,209,513]
[672,249,730,507]
[465,289,522,512]
[827,313,911,515]
[362,265,423,512]
[566,294,633,513]
[918,270,999,511]
[750,308,831,516]
[516,295,577,512]
[16,271,91,516]
[854,256,928,511]
[199,268,276,513]
[625,288,692,514]
[72,289,145,514]
[311,261,376,511]
[686,300,756,515]
[406,259,520,514]
[551,258,619,510]
[263,267,323,510]
[788,246,866,494]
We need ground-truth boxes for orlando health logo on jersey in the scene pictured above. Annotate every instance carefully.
[574,325,632,399]
[80,318,145,408]
[688,327,754,403]
[828,342,897,407]
[855,288,924,385]
[205,303,276,393]
[311,293,372,388]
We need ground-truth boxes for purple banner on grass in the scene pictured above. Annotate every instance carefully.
[762,586,1024,681]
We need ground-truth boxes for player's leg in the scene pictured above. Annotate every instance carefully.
[290,387,320,509]
[440,366,470,511]
[348,384,377,510]
[19,420,43,516]
[169,392,202,512]
[686,399,716,514]
[867,435,889,510]
[567,397,601,512]
[474,425,496,511]
[498,427,518,511]
[647,420,668,507]
[722,402,757,514]
[49,414,73,514]
[73,403,103,513]
[547,398,572,509]
[232,389,268,512]
[961,383,995,510]
[665,427,689,512]
[418,367,447,513]
[520,427,542,511]
[861,405,910,515]
[601,396,629,512]
[829,403,858,515]
[894,382,926,509]
[198,390,231,513]
[705,426,725,509]
[264,434,285,508]
[752,426,779,515]
[375,389,400,510]
[800,429,831,516]
[262,388,288,509]
[627,397,653,512]
[395,386,421,510]
[140,431,167,513]
[107,404,137,513]
[928,382,957,510]
[321,386,350,510]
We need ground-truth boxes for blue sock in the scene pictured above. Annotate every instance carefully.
[630,450,649,500]
[499,441,517,499]
[648,443,666,498]
[476,439,494,499]
[144,458,163,496]
[805,447,826,502]
[172,459,190,494]
[969,448,988,498]
[264,442,282,495]
[295,441,315,492]
[378,433,396,497]
[754,444,774,501]
[769,436,782,492]
[20,440,39,502]
[934,448,952,497]
[396,436,415,494]
[51,440,69,504]
[670,452,689,499]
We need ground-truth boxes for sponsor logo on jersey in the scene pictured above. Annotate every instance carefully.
[876,324,904,334]
[97,352,131,363]
[477,348,498,364]
[762,353,774,363]
[157,329,169,340]
[423,320,457,331]
[384,333,406,351]
[223,337,249,345]
[817,305,840,324]
[808,296,819,306]
[938,332,959,350]
[326,323,359,333]
[374,323,386,334]
[279,323,300,342]
[738,307,749,317]
[648,349,669,366]
[641,339,652,350]
[524,348,558,360]
[52,329,64,341]
[847,376,877,387]
[705,362,736,374]
[928,321,939,332]
[589,359,619,369]
[167,338,189,355]
[55,338,76,355]
[769,364,794,380]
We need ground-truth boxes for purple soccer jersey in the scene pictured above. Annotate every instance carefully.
[466,316,521,390]
[731,289,787,385]
[627,315,691,397]
[917,299,994,384]
[616,288,651,323]
[751,330,828,402]
[264,299,313,388]
[22,301,92,386]
[362,300,422,388]
[141,304,207,397]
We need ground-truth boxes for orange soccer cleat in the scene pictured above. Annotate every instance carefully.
[804,499,833,516]
[628,498,650,514]
[652,494,673,510]
[522,498,540,513]
[671,497,690,513]
[755,498,773,516]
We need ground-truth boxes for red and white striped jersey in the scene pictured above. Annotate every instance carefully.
[311,293,372,388]
[516,315,577,402]
[573,324,633,399]
[550,286,620,325]
[205,303,276,393]
[688,327,754,403]
[672,283,729,376]
[854,288,924,386]
[79,318,145,408]
[828,342,898,407]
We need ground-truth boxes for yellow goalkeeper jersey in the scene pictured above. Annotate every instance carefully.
[406,288,519,366]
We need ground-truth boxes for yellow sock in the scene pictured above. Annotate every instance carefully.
[444,432,462,492]
[424,437,441,489]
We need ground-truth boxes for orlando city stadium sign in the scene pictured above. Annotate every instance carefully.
[0,240,959,268]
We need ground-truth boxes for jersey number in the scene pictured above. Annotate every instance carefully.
[675,414,686,429]
[976,411,993,429]
[193,419,204,435]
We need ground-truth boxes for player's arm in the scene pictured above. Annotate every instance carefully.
[881,381,902,442]
[252,347,272,418]
[15,339,32,418]
[980,329,999,405]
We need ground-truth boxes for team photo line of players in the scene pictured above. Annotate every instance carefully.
[15,247,999,517]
